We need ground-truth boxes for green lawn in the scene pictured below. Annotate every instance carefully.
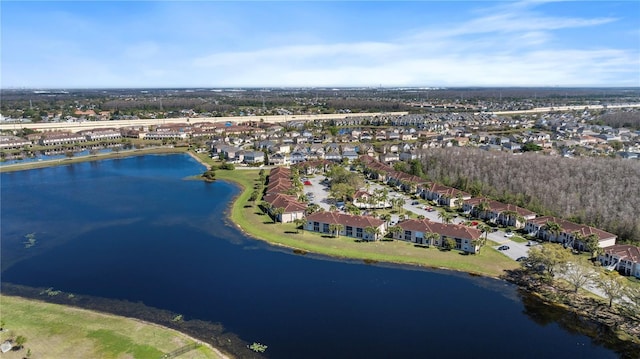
[213,166,518,278]
[0,295,226,359]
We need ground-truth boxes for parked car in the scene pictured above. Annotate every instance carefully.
[498,245,510,251]
[505,232,514,238]
[411,201,419,205]
[516,256,527,262]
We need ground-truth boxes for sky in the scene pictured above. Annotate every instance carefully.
[1,0,639,88]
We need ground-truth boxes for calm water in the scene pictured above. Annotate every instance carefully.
[0,154,618,358]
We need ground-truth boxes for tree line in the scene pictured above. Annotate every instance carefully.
[418,147,640,244]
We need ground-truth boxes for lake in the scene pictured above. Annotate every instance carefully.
[0,154,620,358]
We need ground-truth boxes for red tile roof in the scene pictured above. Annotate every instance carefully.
[602,245,640,263]
[528,216,616,241]
[397,218,482,241]
[263,193,307,213]
[306,211,385,229]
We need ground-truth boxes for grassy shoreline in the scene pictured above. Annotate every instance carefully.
[0,295,229,359]
[202,156,518,279]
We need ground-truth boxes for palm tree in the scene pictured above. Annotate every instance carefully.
[364,226,378,241]
[476,200,491,221]
[438,212,454,224]
[380,213,391,225]
[335,223,344,238]
[425,232,440,247]
[261,201,272,216]
[328,223,339,237]
[388,225,403,240]
[543,221,562,242]
[454,193,464,212]
[274,207,285,224]
[293,218,306,234]
[306,203,321,215]
[500,210,518,227]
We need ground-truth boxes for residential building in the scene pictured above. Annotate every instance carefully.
[394,218,482,254]
[524,216,617,250]
[305,211,386,241]
[598,245,640,278]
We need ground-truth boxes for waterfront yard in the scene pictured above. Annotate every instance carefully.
[0,295,226,359]
[210,162,519,278]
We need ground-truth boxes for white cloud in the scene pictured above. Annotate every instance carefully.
[185,1,636,87]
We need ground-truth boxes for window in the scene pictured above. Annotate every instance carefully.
[323,223,330,233]
[346,226,353,237]
[313,222,320,232]
[404,230,411,240]
[356,228,363,238]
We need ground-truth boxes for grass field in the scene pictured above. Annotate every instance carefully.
[208,161,519,278]
[0,295,227,359]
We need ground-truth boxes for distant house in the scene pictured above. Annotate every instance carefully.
[342,150,359,162]
[244,151,265,164]
[268,153,289,166]
[305,212,386,241]
[394,218,482,254]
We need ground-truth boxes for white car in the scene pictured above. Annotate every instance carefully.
[505,232,514,238]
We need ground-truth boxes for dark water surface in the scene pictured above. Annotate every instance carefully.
[0,154,618,358]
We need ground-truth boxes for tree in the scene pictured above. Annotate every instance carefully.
[306,203,321,215]
[525,243,571,279]
[522,142,542,152]
[364,226,378,241]
[438,212,454,224]
[442,238,456,250]
[584,234,601,259]
[388,225,402,240]
[425,232,440,247]
[543,221,562,242]
[15,335,27,349]
[501,210,518,227]
[561,258,597,293]
[409,159,424,177]
[261,201,272,216]
[274,207,285,223]
[380,213,391,225]
[293,218,306,234]
[596,271,627,307]
[476,200,491,220]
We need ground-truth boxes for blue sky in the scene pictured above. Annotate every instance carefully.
[2,1,639,88]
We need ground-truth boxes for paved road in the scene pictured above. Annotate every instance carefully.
[0,112,408,133]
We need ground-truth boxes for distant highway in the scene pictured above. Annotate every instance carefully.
[491,103,640,115]
[0,112,408,133]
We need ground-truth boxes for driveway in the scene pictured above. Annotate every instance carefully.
[305,174,332,210]
[489,232,531,260]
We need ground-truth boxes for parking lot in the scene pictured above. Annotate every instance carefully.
[301,173,532,260]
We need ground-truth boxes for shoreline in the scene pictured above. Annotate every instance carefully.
[3,150,637,355]
[0,146,188,173]
[0,294,233,359]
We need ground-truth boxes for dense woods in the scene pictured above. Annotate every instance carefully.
[419,148,640,244]
[598,110,640,129]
